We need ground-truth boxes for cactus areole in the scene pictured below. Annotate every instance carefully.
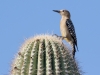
[10,34,82,75]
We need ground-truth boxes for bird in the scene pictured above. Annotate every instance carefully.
[53,9,78,58]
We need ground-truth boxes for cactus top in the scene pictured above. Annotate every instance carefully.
[10,34,82,75]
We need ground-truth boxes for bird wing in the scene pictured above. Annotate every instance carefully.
[66,19,78,50]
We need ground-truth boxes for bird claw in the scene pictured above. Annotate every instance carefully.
[52,34,59,37]
[59,36,67,40]
[52,34,66,40]
[58,36,64,40]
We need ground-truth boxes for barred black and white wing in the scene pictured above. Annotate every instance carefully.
[66,19,78,57]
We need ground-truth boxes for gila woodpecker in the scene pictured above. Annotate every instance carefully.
[53,9,78,58]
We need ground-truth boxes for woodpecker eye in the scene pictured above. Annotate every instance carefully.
[62,10,64,12]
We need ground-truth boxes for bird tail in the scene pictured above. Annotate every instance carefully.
[72,45,76,58]
[64,38,76,58]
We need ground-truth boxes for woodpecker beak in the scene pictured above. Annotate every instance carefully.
[53,10,60,13]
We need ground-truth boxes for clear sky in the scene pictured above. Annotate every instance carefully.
[0,0,100,75]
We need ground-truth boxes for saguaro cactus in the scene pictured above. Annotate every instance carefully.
[10,34,82,75]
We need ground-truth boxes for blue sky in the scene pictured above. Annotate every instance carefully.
[0,0,100,75]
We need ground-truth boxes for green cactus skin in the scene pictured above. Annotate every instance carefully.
[10,34,82,75]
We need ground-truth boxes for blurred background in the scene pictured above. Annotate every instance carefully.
[0,0,100,75]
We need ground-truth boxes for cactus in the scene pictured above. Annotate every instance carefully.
[10,34,82,75]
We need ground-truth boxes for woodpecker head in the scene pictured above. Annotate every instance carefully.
[53,9,70,18]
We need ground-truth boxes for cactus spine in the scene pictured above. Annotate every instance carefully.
[11,34,81,75]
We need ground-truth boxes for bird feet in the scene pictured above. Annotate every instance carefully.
[52,34,66,40]
[59,36,64,40]
[52,34,59,37]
